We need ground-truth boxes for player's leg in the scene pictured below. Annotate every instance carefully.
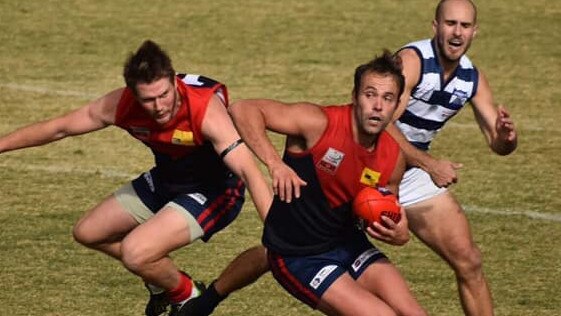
[319,273,396,316]
[213,245,269,295]
[120,204,206,315]
[267,246,395,316]
[74,176,175,316]
[129,175,245,315]
[120,205,195,291]
[180,245,270,316]
[355,259,427,316]
[406,191,493,316]
[340,232,426,315]
[72,191,139,260]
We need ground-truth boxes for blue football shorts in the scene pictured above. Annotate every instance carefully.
[267,233,387,309]
[114,169,245,242]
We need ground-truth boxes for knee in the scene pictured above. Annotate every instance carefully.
[450,244,484,280]
[72,219,97,248]
[120,239,151,273]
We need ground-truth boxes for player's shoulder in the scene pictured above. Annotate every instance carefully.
[397,47,421,62]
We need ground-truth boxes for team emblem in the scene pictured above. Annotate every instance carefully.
[450,89,468,106]
[359,167,381,186]
[317,147,345,174]
[171,129,194,146]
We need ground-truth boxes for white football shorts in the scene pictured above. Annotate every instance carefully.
[398,167,447,207]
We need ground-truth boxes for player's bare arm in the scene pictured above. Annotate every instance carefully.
[229,99,326,202]
[201,94,273,219]
[386,48,463,187]
[0,88,122,154]
[470,70,518,155]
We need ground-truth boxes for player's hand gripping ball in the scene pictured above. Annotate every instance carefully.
[353,187,401,227]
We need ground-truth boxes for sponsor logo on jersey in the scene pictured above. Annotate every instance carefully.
[171,129,194,146]
[130,127,151,140]
[310,265,338,289]
[352,248,381,272]
[317,147,345,174]
[360,167,381,186]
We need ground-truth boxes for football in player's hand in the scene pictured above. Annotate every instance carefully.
[353,187,401,226]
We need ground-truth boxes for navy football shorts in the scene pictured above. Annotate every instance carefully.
[267,233,387,309]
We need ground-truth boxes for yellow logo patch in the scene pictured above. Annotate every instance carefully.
[360,168,381,186]
[171,130,194,145]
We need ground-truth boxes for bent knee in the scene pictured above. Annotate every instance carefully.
[120,240,152,273]
[450,244,484,277]
[72,220,99,248]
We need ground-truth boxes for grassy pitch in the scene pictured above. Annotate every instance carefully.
[0,1,560,315]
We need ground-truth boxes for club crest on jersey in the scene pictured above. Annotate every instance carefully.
[130,127,151,140]
[450,89,468,106]
[171,129,194,146]
[317,147,345,174]
[360,167,381,186]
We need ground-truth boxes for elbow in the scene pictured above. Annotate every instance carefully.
[228,100,244,118]
[228,100,247,128]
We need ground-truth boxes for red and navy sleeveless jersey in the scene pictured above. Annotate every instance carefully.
[114,74,231,193]
[262,104,401,255]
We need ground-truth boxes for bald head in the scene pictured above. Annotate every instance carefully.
[435,0,477,24]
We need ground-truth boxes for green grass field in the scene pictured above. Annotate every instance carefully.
[1,1,560,315]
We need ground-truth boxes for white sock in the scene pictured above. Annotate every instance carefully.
[146,283,165,295]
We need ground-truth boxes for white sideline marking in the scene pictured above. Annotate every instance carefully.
[0,83,559,133]
[0,162,136,179]
[464,205,561,223]
[0,83,98,99]
[2,161,560,223]
[2,83,560,222]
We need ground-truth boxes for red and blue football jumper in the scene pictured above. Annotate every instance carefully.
[114,74,244,241]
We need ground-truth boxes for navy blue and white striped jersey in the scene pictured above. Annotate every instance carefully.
[396,39,479,151]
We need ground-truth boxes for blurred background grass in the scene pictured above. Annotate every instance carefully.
[0,0,559,315]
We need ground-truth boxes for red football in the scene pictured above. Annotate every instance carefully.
[353,187,401,226]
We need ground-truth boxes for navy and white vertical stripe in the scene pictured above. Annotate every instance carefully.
[396,39,479,151]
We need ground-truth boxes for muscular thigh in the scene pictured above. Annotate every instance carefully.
[74,194,139,243]
[122,206,193,261]
[405,191,476,260]
[320,272,395,316]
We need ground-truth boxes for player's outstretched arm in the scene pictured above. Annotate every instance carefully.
[0,89,122,154]
[470,71,518,156]
[386,48,463,187]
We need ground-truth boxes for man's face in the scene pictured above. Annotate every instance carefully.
[353,72,399,138]
[135,77,178,125]
[433,0,478,63]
